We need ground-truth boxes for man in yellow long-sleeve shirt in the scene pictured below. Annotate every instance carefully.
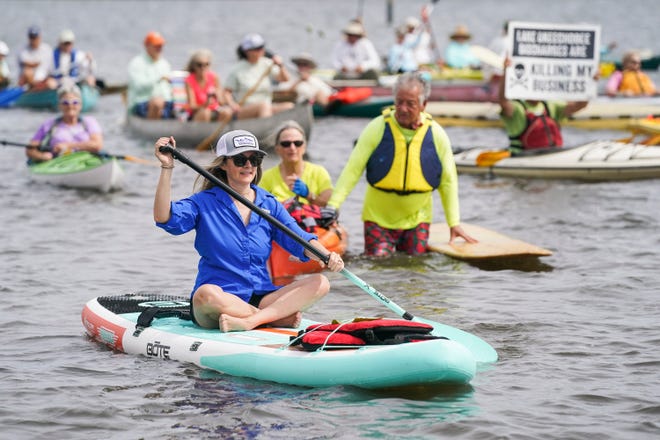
[327,72,475,257]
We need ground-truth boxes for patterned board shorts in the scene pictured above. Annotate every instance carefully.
[363,221,430,257]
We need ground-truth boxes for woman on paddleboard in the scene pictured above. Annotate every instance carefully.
[153,130,344,332]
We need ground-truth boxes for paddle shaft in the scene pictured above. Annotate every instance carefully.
[160,145,415,321]
[194,62,275,151]
[1,139,156,165]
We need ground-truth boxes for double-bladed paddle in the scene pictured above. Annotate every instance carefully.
[1,139,158,166]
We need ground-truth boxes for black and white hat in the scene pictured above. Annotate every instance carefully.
[215,130,267,157]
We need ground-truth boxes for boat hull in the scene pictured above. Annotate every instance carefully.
[15,84,100,112]
[28,151,124,192]
[126,103,314,150]
[428,97,660,130]
[81,294,490,388]
[454,141,660,181]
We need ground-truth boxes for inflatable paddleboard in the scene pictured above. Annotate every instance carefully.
[428,223,553,260]
[82,294,498,389]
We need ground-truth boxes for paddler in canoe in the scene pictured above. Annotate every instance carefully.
[259,120,345,280]
[153,130,344,332]
[328,72,476,257]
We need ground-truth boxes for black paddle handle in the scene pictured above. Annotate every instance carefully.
[159,145,330,265]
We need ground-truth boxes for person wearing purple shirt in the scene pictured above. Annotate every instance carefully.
[153,130,344,332]
[27,83,102,163]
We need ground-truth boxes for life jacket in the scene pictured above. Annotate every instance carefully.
[290,318,445,351]
[618,71,657,96]
[328,87,372,104]
[38,116,90,154]
[281,197,323,232]
[52,48,80,79]
[510,100,563,151]
[366,107,442,194]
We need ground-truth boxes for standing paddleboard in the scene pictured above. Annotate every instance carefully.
[428,223,553,260]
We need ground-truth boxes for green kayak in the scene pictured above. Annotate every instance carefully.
[29,151,124,192]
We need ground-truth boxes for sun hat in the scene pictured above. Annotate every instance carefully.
[450,25,471,40]
[59,29,75,43]
[216,130,267,157]
[343,21,365,37]
[28,26,41,37]
[291,52,317,68]
[240,33,265,51]
[0,41,9,56]
[405,17,420,29]
[144,31,165,46]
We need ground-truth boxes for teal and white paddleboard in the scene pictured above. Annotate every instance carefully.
[82,294,497,389]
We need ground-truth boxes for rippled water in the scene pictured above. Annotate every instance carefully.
[2,1,660,439]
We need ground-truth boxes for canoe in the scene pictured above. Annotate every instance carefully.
[0,86,26,108]
[28,151,124,192]
[82,293,497,388]
[269,223,348,282]
[428,97,660,130]
[126,102,314,150]
[15,83,100,112]
[453,141,660,181]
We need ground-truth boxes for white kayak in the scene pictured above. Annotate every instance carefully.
[454,141,660,181]
[28,151,124,192]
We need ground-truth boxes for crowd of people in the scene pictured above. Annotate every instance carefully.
[8,17,659,333]
[0,26,97,92]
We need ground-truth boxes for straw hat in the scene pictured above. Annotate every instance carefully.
[343,21,365,37]
[291,52,318,68]
[450,25,472,40]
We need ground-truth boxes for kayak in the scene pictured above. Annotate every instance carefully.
[0,86,26,108]
[15,83,100,112]
[269,222,348,281]
[28,151,124,192]
[81,293,497,388]
[313,96,394,118]
[126,102,313,150]
[453,141,660,181]
[428,97,660,130]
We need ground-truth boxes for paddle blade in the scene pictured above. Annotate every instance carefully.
[476,150,510,167]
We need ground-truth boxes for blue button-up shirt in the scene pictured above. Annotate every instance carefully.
[156,185,316,301]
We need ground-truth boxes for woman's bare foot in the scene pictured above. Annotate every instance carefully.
[219,314,254,332]
[269,312,302,328]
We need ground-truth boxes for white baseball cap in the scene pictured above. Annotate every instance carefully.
[0,41,9,56]
[215,130,266,157]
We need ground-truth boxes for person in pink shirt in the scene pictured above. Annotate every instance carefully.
[184,49,233,122]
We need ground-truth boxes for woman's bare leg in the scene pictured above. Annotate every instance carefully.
[220,274,329,332]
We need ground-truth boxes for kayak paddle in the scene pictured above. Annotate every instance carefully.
[1,139,158,166]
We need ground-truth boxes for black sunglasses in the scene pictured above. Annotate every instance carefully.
[231,154,263,167]
[279,140,304,148]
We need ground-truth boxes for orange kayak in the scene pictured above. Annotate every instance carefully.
[268,223,348,283]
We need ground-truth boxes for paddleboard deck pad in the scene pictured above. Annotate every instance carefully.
[82,294,497,388]
[428,223,553,260]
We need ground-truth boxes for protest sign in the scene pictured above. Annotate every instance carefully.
[505,21,600,101]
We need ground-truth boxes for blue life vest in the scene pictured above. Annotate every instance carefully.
[52,48,80,79]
